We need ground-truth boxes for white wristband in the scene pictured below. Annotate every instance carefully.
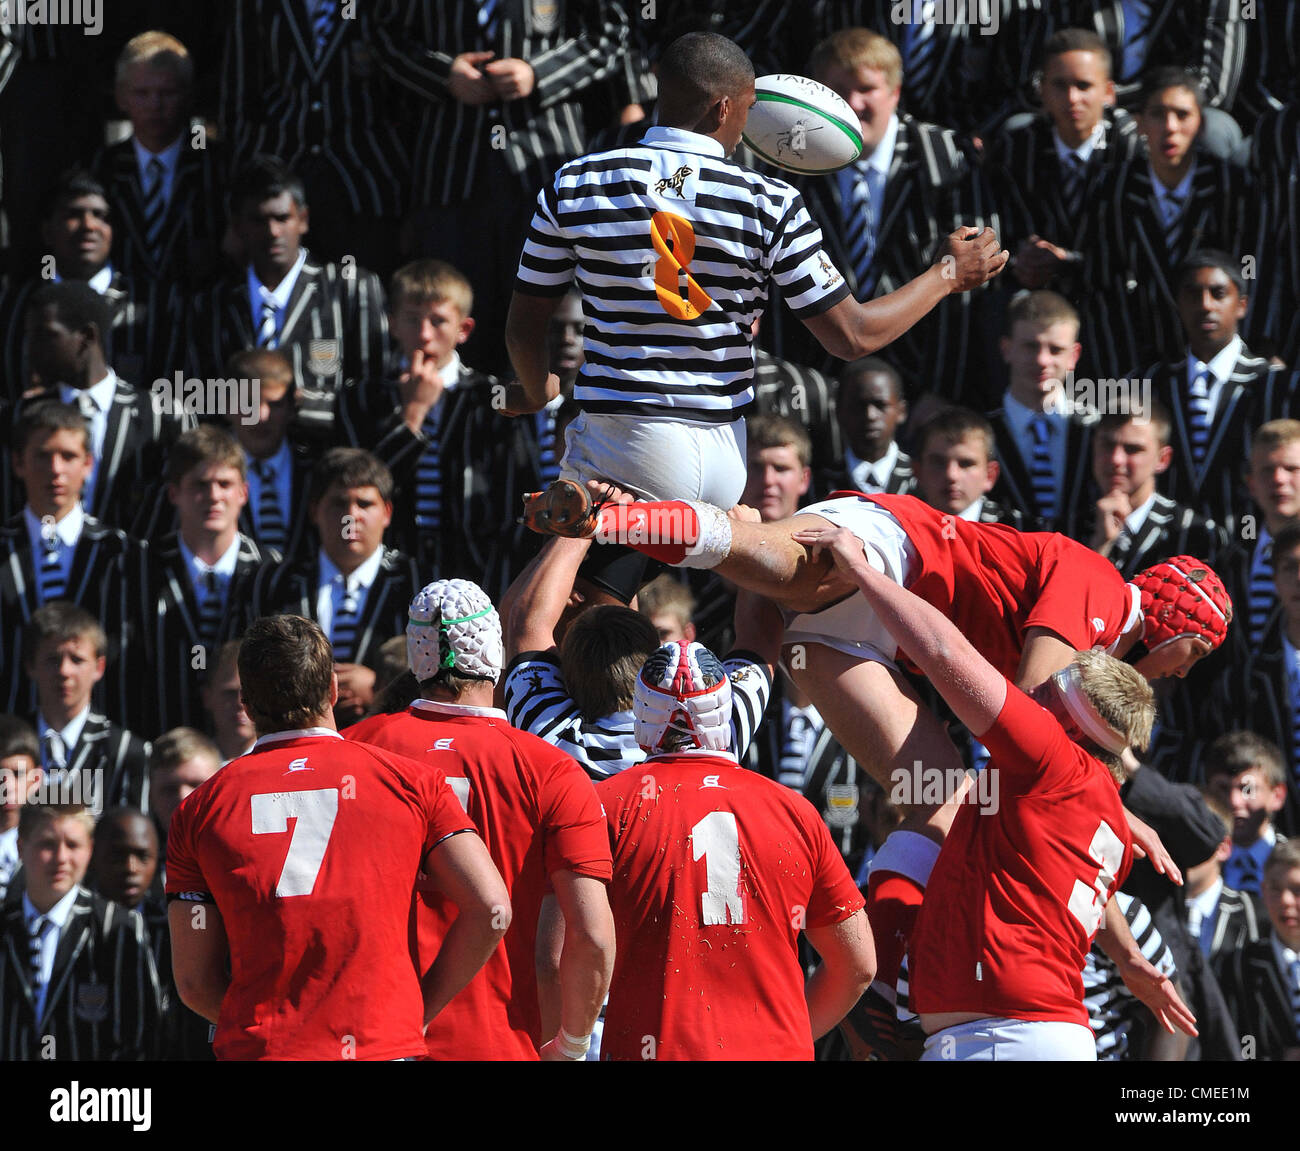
[555,1027,592,1060]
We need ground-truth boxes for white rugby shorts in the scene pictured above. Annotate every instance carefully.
[921,1017,1097,1061]
[782,496,918,665]
[559,411,748,507]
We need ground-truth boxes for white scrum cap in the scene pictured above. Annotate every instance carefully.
[407,578,503,685]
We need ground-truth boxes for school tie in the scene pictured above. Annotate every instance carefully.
[254,460,288,555]
[1119,0,1154,81]
[477,0,500,44]
[331,576,360,662]
[39,531,66,603]
[1188,367,1213,471]
[28,915,47,989]
[1028,415,1058,524]
[1163,189,1187,254]
[256,293,279,349]
[902,0,938,98]
[41,730,67,773]
[313,0,336,59]
[415,404,444,532]
[141,157,167,261]
[1062,152,1086,221]
[845,165,880,297]
[777,710,815,790]
[197,567,224,649]
[1248,540,1274,648]
[536,409,561,486]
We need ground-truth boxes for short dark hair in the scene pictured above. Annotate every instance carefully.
[1176,249,1246,295]
[11,400,91,458]
[28,280,112,347]
[657,32,754,125]
[1203,731,1286,789]
[1139,67,1204,113]
[560,605,659,720]
[23,601,107,668]
[1042,27,1112,78]
[914,406,995,458]
[238,615,335,734]
[229,155,308,216]
[0,715,39,765]
[1272,520,1300,563]
[839,356,903,403]
[308,447,394,506]
[45,169,111,221]
[165,424,247,485]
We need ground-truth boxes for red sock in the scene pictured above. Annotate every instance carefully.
[866,871,925,993]
[596,501,699,564]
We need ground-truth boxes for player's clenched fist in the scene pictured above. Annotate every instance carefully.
[792,525,873,579]
[940,226,1009,293]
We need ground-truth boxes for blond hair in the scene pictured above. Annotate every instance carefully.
[115,30,193,94]
[1251,419,1300,462]
[810,28,902,91]
[1072,648,1155,781]
[389,259,473,318]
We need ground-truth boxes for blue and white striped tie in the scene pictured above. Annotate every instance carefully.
[254,460,288,556]
[902,0,938,98]
[477,0,500,44]
[1188,368,1213,471]
[332,577,360,662]
[197,568,223,649]
[1248,541,1274,648]
[845,166,879,297]
[415,405,443,532]
[142,157,166,261]
[1029,415,1058,524]
[313,0,336,59]
[257,296,278,349]
[1062,152,1086,221]
[1163,190,1187,254]
[39,532,66,603]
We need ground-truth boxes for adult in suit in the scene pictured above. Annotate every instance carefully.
[986,27,1141,302]
[145,427,276,739]
[24,603,150,814]
[188,157,390,445]
[1084,403,1227,577]
[912,406,1026,529]
[986,290,1093,533]
[780,28,1002,401]
[0,802,163,1060]
[1218,839,1300,1061]
[92,31,228,293]
[0,174,170,401]
[18,280,190,538]
[382,0,635,375]
[335,260,514,597]
[1149,251,1284,534]
[219,0,419,277]
[1,402,150,729]
[820,357,913,499]
[1078,70,1251,379]
[251,448,420,727]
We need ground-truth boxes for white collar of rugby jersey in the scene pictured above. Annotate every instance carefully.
[253,728,343,749]
[640,126,727,159]
[412,699,508,721]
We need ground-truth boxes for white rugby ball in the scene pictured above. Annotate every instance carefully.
[742,74,864,175]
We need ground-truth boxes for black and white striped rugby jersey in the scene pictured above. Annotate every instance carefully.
[515,126,851,422]
[502,649,772,780]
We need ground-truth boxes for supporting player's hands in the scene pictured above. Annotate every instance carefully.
[399,349,446,432]
[585,478,634,504]
[485,58,537,101]
[449,51,498,105]
[1125,809,1184,886]
[1118,953,1199,1037]
[938,227,1009,293]
[727,503,762,524]
[792,525,872,581]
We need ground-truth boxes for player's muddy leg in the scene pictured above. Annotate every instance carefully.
[788,642,967,1004]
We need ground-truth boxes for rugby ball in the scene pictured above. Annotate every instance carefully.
[742,74,864,175]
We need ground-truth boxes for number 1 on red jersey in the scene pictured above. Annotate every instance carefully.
[692,811,747,926]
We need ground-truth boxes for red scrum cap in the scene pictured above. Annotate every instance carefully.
[1129,556,1232,653]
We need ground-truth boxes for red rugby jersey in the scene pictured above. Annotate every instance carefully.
[910,688,1134,1026]
[345,701,612,1060]
[596,752,864,1061]
[165,731,473,1061]
[832,493,1135,675]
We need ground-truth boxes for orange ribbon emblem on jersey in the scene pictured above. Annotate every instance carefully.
[650,211,714,321]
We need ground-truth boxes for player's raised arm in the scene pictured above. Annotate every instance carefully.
[418,830,512,1028]
[792,523,1008,736]
[801,227,1008,362]
[500,535,592,662]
